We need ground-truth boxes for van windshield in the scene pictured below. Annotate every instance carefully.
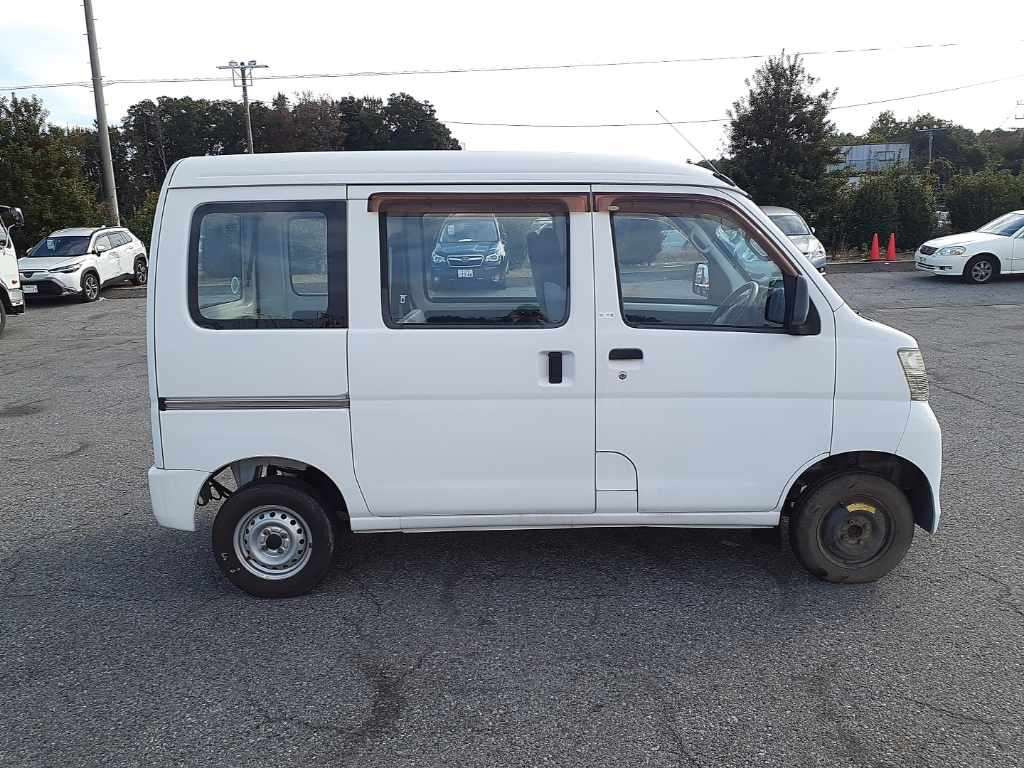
[26,236,91,257]
[440,218,498,243]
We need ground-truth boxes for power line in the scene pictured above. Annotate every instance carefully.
[442,73,1024,128]
[2,39,1020,92]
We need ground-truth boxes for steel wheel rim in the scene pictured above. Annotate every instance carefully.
[233,505,312,580]
[135,261,147,284]
[817,497,893,567]
[972,261,992,282]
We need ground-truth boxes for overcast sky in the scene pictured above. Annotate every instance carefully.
[3,0,1022,161]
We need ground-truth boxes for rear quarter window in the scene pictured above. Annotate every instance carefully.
[188,201,346,329]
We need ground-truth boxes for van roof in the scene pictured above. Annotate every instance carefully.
[167,150,730,190]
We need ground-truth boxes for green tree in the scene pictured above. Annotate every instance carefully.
[946,172,1024,231]
[126,190,160,248]
[0,95,99,252]
[844,177,898,249]
[726,53,843,215]
[889,171,935,247]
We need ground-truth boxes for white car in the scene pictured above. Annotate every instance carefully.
[763,206,827,272]
[915,211,1024,284]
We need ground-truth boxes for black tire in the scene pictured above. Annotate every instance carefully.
[212,478,336,598]
[131,257,148,286]
[0,299,6,336]
[80,271,100,302]
[789,472,914,584]
[963,255,998,284]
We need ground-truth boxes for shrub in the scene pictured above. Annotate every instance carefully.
[946,173,1024,232]
[844,177,897,249]
[890,172,935,248]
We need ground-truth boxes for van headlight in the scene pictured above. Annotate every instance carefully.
[898,348,929,401]
[937,246,966,257]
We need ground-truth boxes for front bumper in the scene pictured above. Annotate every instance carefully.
[5,287,26,313]
[430,262,506,282]
[897,401,943,533]
[915,251,965,275]
[20,272,82,296]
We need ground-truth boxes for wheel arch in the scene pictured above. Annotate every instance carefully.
[200,455,351,530]
[967,252,1001,275]
[781,451,936,533]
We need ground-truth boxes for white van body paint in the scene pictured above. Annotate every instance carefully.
[147,151,941,542]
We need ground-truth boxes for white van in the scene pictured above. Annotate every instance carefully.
[0,205,27,335]
[147,151,941,597]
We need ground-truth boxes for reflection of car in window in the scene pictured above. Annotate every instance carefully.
[763,206,827,272]
[430,214,509,288]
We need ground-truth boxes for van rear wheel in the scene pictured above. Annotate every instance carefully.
[212,478,336,597]
[789,472,914,584]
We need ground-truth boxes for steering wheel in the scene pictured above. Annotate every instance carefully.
[710,281,760,326]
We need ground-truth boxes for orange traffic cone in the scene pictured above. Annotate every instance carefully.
[886,233,897,261]
[869,233,880,261]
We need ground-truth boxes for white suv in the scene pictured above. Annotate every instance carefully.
[19,227,148,302]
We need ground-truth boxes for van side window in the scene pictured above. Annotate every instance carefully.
[381,211,569,327]
[610,207,788,331]
[188,201,346,329]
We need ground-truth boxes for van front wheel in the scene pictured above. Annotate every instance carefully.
[789,472,914,584]
[212,478,336,597]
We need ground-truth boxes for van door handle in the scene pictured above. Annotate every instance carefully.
[548,351,564,384]
[609,348,643,361]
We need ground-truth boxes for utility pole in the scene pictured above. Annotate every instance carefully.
[82,0,119,225]
[915,126,940,169]
[217,59,268,154]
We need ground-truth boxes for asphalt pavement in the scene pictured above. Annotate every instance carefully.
[1,272,1023,767]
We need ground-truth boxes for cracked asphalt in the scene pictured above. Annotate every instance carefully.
[1,272,1023,767]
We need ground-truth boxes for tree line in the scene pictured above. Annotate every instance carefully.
[0,91,460,250]
[3,58,1023,255]
[717,54,1024,251]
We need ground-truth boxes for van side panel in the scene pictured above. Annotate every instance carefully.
[147,161,182,469]
[153,187,349,400]
[158,408,371,522]
[152,185,367,524]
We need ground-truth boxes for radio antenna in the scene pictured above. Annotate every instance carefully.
[656,109,721,174]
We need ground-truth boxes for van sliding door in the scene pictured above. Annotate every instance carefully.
[346,188,596,521]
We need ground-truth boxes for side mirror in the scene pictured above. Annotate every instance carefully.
[0,231,7,248]
[692,262,710,298]
[766,274,812,333]
[810,226,816,234]
[95,242,109,254]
